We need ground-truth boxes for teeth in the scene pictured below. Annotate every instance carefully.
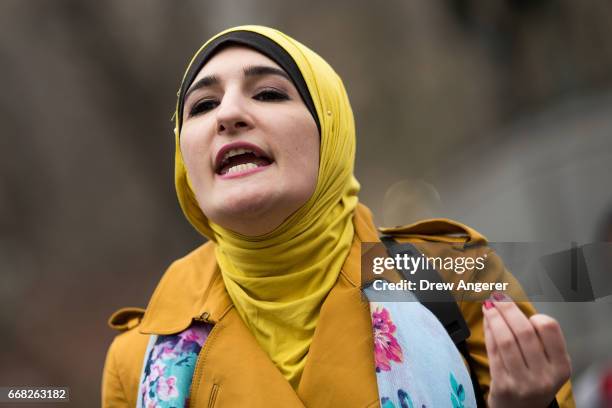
[223,148,253,162]
[226,162,259,175]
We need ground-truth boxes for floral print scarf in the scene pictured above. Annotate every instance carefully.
[365,288,477,408]
[136,324,212,407]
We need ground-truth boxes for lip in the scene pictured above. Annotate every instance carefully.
[214,141,272,172]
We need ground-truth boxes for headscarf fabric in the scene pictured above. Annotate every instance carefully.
[173,25,360,389]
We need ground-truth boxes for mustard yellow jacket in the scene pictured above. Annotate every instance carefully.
[101,208,575,407]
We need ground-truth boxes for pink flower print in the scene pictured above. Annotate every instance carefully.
[160,345,178,360]
[146,400,159,408]
[156,375,179,401]
[142,385,159,408]
[151,340,172,360]
[179,326,208,347]
[141,383,150,404]
[372,306,403,372]
[149,360,166,382]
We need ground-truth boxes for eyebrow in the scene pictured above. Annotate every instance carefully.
[243,65,290,81]
[183,65,291,103]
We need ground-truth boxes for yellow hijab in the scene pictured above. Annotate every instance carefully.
[173,25,359,389]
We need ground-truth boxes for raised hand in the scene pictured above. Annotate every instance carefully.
[482,292,572,408]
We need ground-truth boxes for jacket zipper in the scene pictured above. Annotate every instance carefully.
[188,312,219,408]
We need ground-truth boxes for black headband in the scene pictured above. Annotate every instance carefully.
[177,30,321,134]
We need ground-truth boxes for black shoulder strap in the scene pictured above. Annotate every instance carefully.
[380,236,486,407]
[379,236,471,343]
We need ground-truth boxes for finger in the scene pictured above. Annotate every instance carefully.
[483,304,508,377]
[491,294,548,371]
[483,302,529,377]
[529,314,572,380]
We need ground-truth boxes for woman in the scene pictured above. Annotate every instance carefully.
[102,25,574,407]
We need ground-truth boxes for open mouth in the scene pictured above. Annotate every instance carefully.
[215,143,273,176]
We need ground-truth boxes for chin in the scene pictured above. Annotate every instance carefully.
[198,175,313,234]
[214,185,281,221]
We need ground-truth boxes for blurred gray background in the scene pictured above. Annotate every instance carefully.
[1,0,611,406]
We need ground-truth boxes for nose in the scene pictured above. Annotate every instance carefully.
[215,93,252,135]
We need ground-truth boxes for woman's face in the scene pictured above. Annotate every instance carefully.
[180,46,320,236]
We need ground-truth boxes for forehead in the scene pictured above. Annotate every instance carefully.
[193,45,283,82]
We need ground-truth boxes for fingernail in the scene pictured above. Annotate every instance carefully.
[492,291,506,301]
[483,300,494,310]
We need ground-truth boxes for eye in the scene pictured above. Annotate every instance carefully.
[189,99,219,116]
[253,89,289,102]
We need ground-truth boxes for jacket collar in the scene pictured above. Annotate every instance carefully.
[138,242,230,334]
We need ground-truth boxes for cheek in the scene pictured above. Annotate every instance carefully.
[301,138,320,184]
[179,125,213,184]
[279,116,320,191]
